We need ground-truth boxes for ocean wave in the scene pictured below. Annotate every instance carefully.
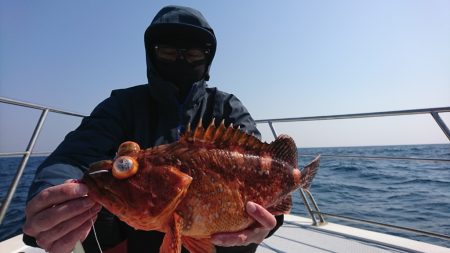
[386,193,416,200]
[330,166,360,172]
[397,179,450,185]
[337,184,373,192]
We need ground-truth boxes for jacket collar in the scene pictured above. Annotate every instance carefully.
[148,76,207,108]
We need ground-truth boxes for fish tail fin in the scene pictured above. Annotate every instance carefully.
[299,155,320,189]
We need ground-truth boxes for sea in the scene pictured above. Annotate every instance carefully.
[1,144,449,248]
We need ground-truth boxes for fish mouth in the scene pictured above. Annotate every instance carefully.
[84,160,113,176]
[87,170,110,176]
[82,170,169,231]
[82,173,130,214]
[82,168,124,204]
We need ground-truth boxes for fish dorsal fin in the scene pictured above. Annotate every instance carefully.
[180,119,270,153]
[267,135,298,167]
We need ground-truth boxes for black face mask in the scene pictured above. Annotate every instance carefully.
[154,58,206,98]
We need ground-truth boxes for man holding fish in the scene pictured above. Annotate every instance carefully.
[22,5,284,253]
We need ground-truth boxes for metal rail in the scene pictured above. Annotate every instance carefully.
[256,107,450,141]
[257,106,450,162]
[0,97,86,117]
[0,109,49,223]
[299,189,326,226]
[0,151,52,157]
[1,97,449,242]
[255,106,450,242]
[298,154,450,163]
[0,97,85,224]
[313,211,450,241]
[255,107,450,126]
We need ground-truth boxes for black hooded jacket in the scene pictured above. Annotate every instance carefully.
[24,6,282,253]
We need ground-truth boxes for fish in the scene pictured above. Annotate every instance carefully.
[82,119,320,253]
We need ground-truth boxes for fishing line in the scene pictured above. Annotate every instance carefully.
[72,213,102,253]
[90,207,103,253]
[74,208,104,253]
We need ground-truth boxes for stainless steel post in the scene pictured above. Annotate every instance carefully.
[0,109,49,224]
[268,121,277,139]
[299,189,318,225]
[431,112,450,141]
[304,190,326,225]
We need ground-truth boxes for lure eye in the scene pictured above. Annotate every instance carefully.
[117,141,141,157]
[112,156,139,179]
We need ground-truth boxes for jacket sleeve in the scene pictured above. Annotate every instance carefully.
[23,91,129,246]
[223,94,284,239]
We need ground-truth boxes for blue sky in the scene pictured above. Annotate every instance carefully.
[1,0,449,152]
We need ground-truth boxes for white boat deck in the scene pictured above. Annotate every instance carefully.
[1,214,449,253]
[259,214,450,253]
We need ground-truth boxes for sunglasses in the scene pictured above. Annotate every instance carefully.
[154,45,210,63]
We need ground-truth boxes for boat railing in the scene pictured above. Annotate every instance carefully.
[1,96,450,242]
[0,97,85,224]
[255,107,450,242]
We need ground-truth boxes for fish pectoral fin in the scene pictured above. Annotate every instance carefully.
[181,236,216,253]
[267,194,293,215]
[160,213,183,253]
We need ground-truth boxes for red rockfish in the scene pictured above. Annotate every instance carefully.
[83,120,320,253]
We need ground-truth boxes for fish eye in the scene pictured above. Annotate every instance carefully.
[117,141,141,156]
[112,156,139,179]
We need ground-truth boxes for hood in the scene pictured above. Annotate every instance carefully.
[144,6,217,83]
